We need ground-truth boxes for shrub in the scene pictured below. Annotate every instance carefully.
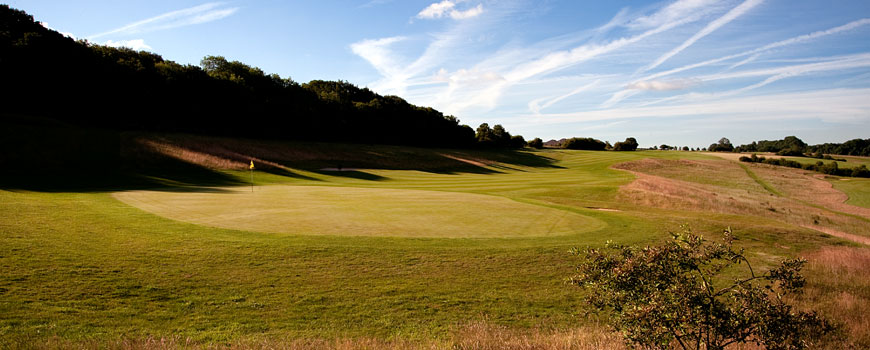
[851,165,870,178]
[613,137,639,151]
[776,146,805,157]
[562,137,607,151]
[528,137,543,149]
[570,227,834,350]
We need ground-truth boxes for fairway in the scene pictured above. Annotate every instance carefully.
[114,185,604,238]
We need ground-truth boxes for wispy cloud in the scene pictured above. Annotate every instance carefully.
[641,0,764,72]
[352,0,870,141]
[417,1,483,20]
[626,79,697,91]
[533,88,870,124]
[529,80,600,114]
[88,2,239,39]
[105,39,153,51]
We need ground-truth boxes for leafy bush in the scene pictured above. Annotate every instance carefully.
[570,227,834,350]
[776,146,805,157]
[613,137,639,151]
[528,137,544,149]
[562,137,607,151]
[851,165,870,178]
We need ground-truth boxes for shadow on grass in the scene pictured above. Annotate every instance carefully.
[314,170,388,181]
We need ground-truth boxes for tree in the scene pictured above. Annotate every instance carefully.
[509,135,527,149]
[570,227,833,350]
[528,137,544,149]
[709,137,734,152]
[613,137,639,151]
[562,137,607,150]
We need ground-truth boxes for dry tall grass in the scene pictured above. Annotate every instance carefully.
[4,323,626,350]
[612,158,870,245]
[800,246,870,348]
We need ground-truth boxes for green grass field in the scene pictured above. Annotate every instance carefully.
[832,177,870,208]
[2,140,869,348]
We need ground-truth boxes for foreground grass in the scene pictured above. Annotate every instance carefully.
[1,145,867,347]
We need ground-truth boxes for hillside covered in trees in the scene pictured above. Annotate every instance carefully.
[734,136,870,156]
[0,5,519,148]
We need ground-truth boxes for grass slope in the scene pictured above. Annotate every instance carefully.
[2,137,869,347]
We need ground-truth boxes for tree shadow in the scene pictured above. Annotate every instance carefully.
[313,170,388,181]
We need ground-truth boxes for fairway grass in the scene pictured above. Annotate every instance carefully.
[2,142,869,347]
[114,186,605,238]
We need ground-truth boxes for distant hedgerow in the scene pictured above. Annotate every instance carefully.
[739,154,869,178]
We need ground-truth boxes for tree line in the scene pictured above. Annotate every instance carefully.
[728,136,870,157]
[0,5,523,149]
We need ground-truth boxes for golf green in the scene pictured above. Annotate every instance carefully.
[114,185,606,238]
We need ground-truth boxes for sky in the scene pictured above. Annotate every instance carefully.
[8,0,870,147]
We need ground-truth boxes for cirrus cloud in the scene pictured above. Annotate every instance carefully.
[417,1,483,20]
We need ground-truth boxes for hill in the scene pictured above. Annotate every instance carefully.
[0,5,520,148]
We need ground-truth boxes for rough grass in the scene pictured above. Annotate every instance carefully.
[2,323,626,350]
[800,246,870,348]
[2,134,869,348]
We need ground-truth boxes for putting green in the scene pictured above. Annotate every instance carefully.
[113,185,605,238]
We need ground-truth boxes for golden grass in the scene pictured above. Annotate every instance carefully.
[800,246,870,348]
[4,323,627,350]
[612,158,870,246]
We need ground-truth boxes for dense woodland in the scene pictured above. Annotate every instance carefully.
[733,136,870,156]
[0,5,520,148]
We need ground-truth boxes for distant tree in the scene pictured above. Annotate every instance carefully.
[476,123,494,146]
[681,146,690,151]
[509,135,527,149]
[492,124,512,147]
[709,137,734,152]
[571,227,834,350]
[528,137,544,149]
[563,137,607,151]
[613,137,639,151]
[660,144,672,150]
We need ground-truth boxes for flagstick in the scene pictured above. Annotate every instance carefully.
[250,168,254,192]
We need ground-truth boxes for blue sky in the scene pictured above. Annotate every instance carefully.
[9,0,870,147]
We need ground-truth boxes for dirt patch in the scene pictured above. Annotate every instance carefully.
[586,207,621,212]
[802,225,870,246]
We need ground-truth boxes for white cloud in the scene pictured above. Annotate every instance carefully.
[533,88,870,124]
[88,2,239,39]
[40,22,76,39]
[450,4,484,20]
[626,79,697,91]
[529,80,600,114]
[641,0,764,72]
[626,0,719,30]
[350,36,407,77]
[105,39,153,51]
[417,1,483,20]
[639,17,870,83]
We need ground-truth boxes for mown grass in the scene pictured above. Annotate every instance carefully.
[1,139,868,348]
[831,177,870,208]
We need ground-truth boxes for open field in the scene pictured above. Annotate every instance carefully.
[2,134,870,348]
